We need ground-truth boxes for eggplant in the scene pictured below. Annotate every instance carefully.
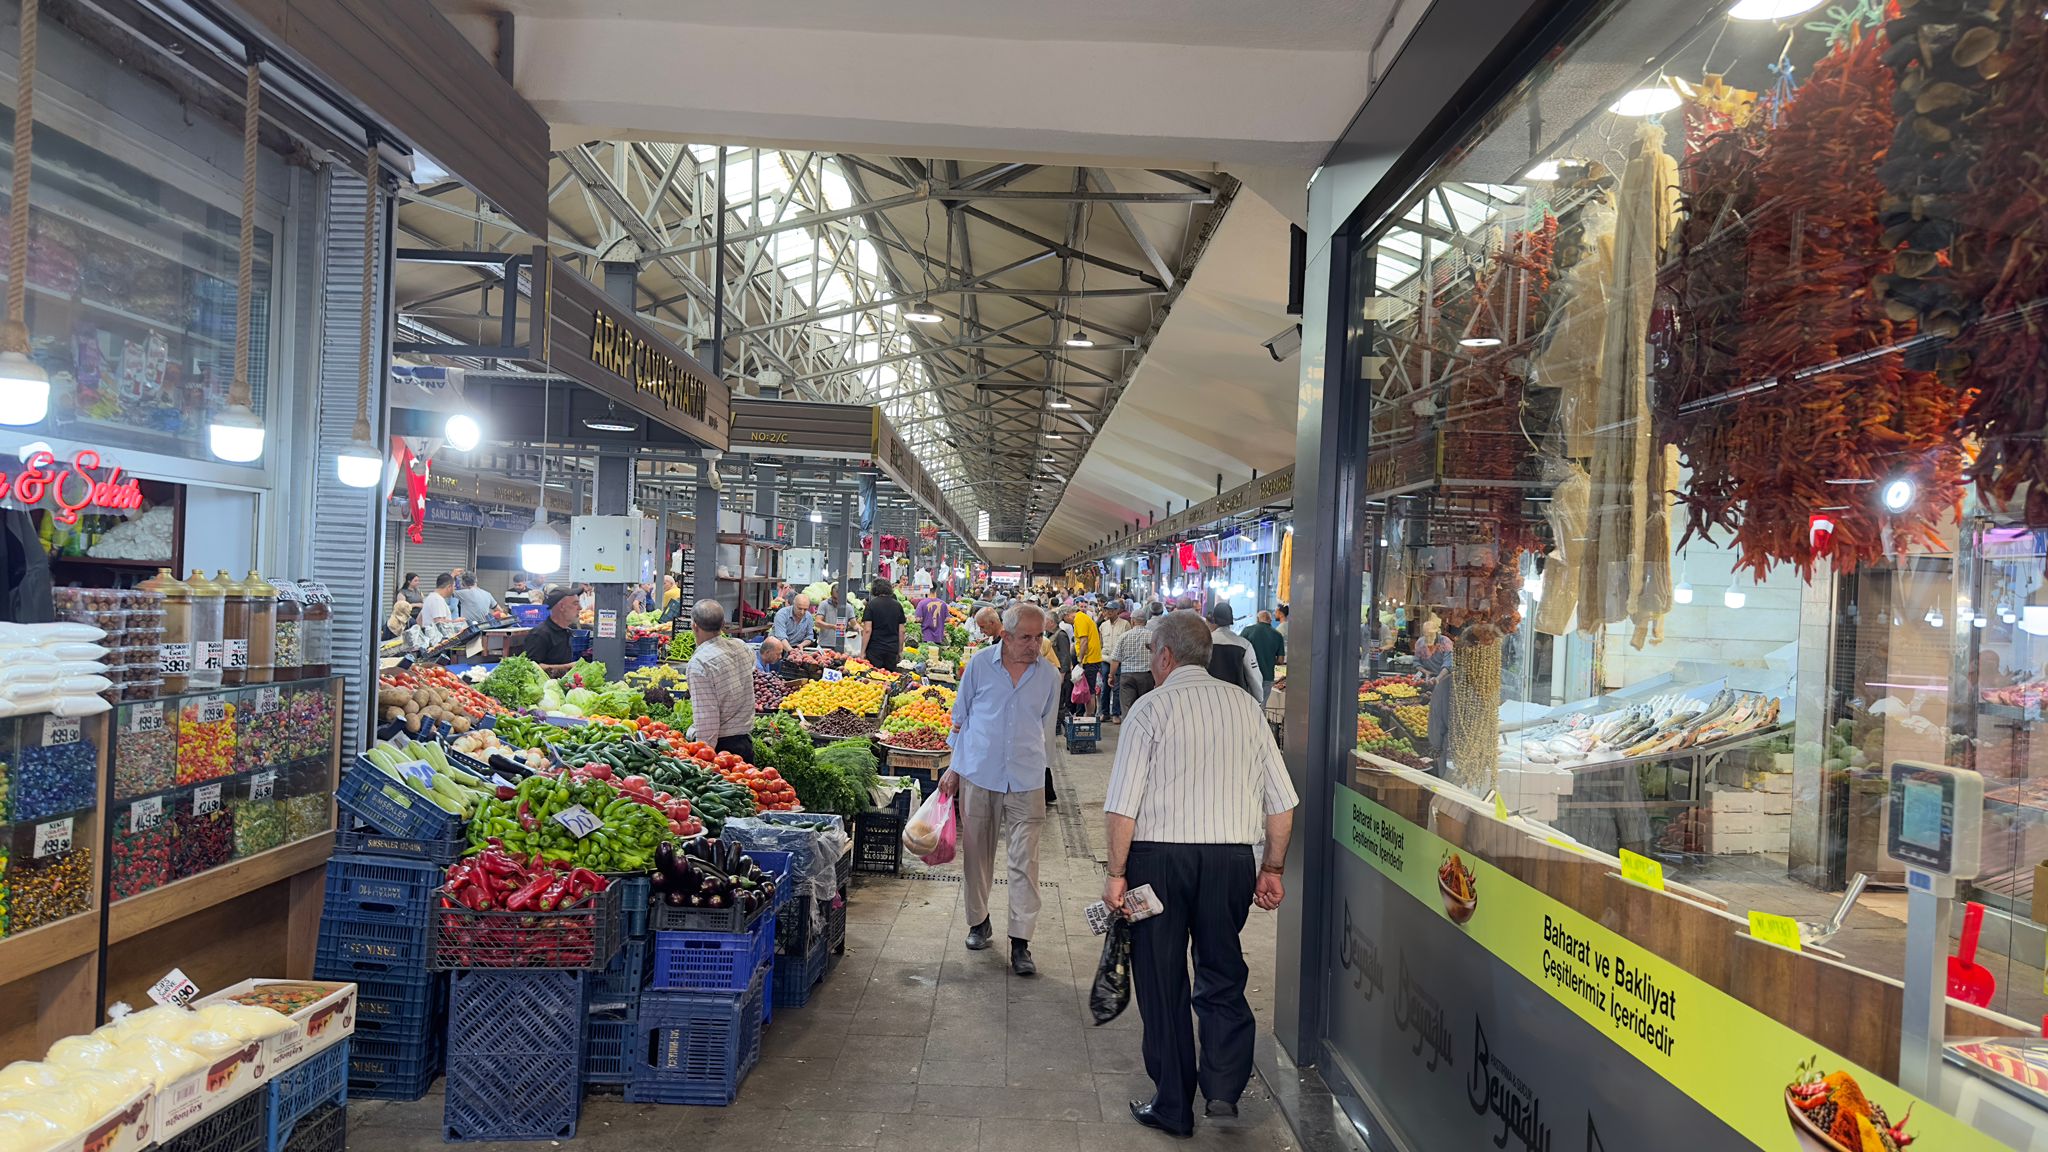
[655,840,679,877]
[664,891,686,907]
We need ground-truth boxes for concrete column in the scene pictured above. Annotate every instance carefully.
[593,260,639,680]
[694,460,720,628]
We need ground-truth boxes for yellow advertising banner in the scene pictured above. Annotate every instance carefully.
[1334,783,2006,1151]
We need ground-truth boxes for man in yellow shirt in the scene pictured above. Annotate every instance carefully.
[1073,602,1104,717]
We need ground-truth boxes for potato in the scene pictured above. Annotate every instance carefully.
[384,706,405,722]
[452,717,473,734]
[377,688,407,708]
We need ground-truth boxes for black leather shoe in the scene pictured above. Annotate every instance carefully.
[966,919,992,950]
[1129,1101,1193,1139]
[1010,940,1036,976]
[1204,1100,1240,1119]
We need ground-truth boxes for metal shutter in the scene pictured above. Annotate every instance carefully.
[398,525,475,592]
[309,168,383,750]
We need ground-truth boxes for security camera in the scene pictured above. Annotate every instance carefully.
[1263,324,1303,362]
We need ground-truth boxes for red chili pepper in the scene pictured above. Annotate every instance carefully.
[506,875,551,912]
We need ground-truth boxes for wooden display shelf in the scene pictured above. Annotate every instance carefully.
[0,911,101,987]
[108,831,333,943]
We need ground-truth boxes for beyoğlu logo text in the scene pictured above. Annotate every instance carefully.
[1338,902,1385,1001]
[1393,952,1453,1072]
[1467,1019,1552,1152]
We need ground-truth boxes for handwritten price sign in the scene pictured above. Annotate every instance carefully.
[34,817,74,857]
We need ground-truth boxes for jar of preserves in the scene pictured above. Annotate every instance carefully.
[218,571,251,686]
[244,572,276,684]
[297,580,333,679]
[141,568,193,694]
[185,569,225,690]
[268,576,303,682]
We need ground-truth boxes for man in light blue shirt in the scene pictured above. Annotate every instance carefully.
[770,593,815,648]
[940,601,1058,975]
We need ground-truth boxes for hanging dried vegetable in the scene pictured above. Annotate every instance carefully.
[1447,623,1504,794]
[1715,31,1965,577]
[1952,0,2048,522]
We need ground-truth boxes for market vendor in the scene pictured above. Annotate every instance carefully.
[757,635,790,674]
[520,588,580,673]
[770,593,816,647]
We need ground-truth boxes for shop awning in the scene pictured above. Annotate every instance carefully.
[1070,462,1295,564]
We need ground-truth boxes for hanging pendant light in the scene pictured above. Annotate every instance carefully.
[0,0,47,426]
[335,139,384,487]
[902,298,942,324]
[1064,327,1094,348]
[520,378,563,574]
[210,51,267,462]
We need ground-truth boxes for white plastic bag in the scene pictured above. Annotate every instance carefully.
[902,790,957,865]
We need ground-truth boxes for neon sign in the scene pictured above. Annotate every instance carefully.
[0,449,146,524]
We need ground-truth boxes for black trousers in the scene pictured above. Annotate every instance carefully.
[713,733,756,763]
[1126,841,1256,1127]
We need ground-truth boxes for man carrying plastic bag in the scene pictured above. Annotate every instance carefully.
[935,602,1060,976]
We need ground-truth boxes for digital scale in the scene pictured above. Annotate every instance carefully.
[1884,762,1982,1099]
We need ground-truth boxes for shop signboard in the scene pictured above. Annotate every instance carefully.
[1329,784,2005,1151]
[729,397,876,456]
[870,411,980,558]
[0,448,147,524]
[1088,463,1296,563]
[1364,429,1441,502]
[543,256,730,451]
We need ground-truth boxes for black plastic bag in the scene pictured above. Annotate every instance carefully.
[1090,917,1132,1025]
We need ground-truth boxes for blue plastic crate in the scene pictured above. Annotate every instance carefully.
[447,969,585,1057]
[752,850,794,911]
[509,603,547,626]
[335,762,466,843]
[265,1041,348,1152]
[321,853,438,926]
[582,1007,637,1086]
[335,969,441,1020]
[624,969,766,1107]
[649,915,774,993]
[279,1103,344,1152]
[444,1050,582,1142]
[335,826,468,865]
[313,913,429,970]
[761,961,774,1029]
[828,889,847,954]
[772,935,835,1010]
[626,652,659,670]
[607,874,650,939]
[350,975,447,1047]
[589,938,648,1010]
[346,1031,442,1102]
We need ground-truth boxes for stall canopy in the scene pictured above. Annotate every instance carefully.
[1068,462,1294,564]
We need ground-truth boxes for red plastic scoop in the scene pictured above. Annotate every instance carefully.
[1947,901,1995,1008]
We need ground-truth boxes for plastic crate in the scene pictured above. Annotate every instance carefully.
[313,913,429,971]
[582,1006,637,1085]
[446,969,586,1056]
[161,1088,264,1152]
[772,935,835,1010]
[606,874,650,938]
[346,1031,442,1101]
[321,853,439,926]
[335,762,467,843]
[335,826,468,865]
[836,846,852,891]
[774,893,813,958]
[827,889,848,955]
[589,937,649,1010]
[853,808,904,875]
[647,889,772,935]
[751,849,794,912]
[279,1103,344,1152]
[649,916,774,993]
[265,1041,348,1152]
[428,881,622,970]
[347,971,446,1040]
[444,1050,583,1142]
[510,602,546,626]
[626,653,659,670]
[625,970,766,1106]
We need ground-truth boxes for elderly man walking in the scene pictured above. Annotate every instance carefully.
[686,600,758,763]
[1103,611,1299,1138]
[1108,604,1155,720]
[940,602,1060,976]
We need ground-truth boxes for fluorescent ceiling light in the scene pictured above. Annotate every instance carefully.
[1065,329,1094,348]
[1459,337,1503,348]
[1610,87,1682,117]
[1728,0,1826,18]
[1049,395,1072,409]
[1044,431,1063,440]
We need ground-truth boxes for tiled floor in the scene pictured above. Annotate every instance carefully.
[348,720,1299,1152]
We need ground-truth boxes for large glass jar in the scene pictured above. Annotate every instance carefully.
[218,571,252,686]
[141,568,193,694]
[244,572,276,684]
[296,580,332,678]
[185,570,225,691]
[268,577,303,682]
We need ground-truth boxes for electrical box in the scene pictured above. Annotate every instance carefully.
[569,515,659,584]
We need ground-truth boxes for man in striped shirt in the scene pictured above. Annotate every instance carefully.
[1108,604,1156,718]
[1102,611,1299,1139]
[685,599,758,763]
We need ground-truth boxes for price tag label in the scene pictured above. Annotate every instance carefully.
[490,774,517,790]
[1748,910,1803,952]
[43,716,82,746]
[552,804,602,838]
[254,687,282,715]
[1619,849,1666,892]
[597,609,618,639]
[128,700,164,733]
[199,696,227,724]
[129,796,164,832]
[397,761,437,791]
[158,642,192,677]
[821,668,844,682]
[224,638,249,670]
[146,968,200,1007]
[250,771,276,802]
[198,640,224,672]
[194,782,223,815]
[1492,791,1511,822]
[34,817,74,857]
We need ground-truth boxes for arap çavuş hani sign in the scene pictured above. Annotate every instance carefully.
[0,449,146,523]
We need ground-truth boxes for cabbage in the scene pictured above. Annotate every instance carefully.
[565,687,598,712]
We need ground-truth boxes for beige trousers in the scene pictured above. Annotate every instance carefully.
[958,780,1045,941]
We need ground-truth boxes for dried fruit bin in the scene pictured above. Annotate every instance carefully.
[625,968,767,1107]
[175,700,238,785]
[172,797,234,880]
[428,880,624,970]
[110,816,172,900]
[112,705,176,800]
[335,760,466,844]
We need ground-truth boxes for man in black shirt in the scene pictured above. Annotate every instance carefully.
[521,588,580,672]
[860,578,906,671]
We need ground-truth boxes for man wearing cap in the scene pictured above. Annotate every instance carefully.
[521,588,581,674]
[1204,603,1265,701]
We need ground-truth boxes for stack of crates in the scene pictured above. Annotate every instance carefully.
[773,846,847,1010]
[159,1088,267,1152]
[625,852,786,1106]
[853,791,910,876]
[443,970,587,1141]
[264,1040,349,1152]
[312,850,446,1101]
[583,875,651,1089]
